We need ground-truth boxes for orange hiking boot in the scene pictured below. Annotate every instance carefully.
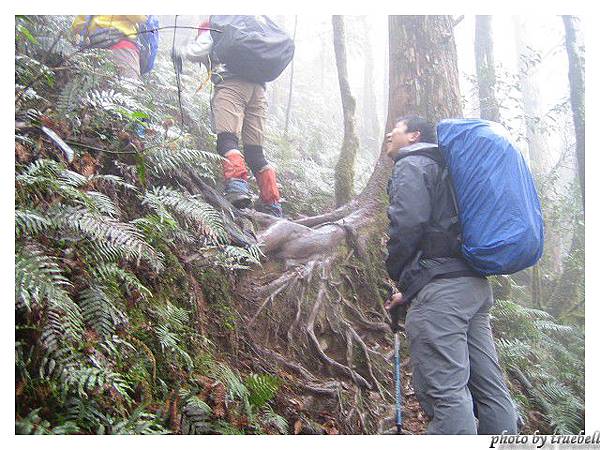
[223,151,252,209]
[255,166,282,217]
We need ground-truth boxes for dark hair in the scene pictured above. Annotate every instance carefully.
[395,115,437,144]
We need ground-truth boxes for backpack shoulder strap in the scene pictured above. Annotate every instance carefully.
[396,145,462,250]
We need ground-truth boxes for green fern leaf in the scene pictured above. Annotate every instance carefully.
[142,186,226,243]
[144,146,223,177]
[15,209,53,238]
[51,206,164,271]
[245,373,281,410]
[79,286,125,339]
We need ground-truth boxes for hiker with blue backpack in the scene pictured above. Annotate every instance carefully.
[384,115,543,434]
[72,15,159,83]
[171,16,294,218]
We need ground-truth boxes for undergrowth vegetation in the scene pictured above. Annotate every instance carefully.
[15,15,584,435]
[15,15,284,435]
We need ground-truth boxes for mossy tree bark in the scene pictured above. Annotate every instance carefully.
[332,15,360,207]
[562,15,585,208]
[475,15,500,122]
[359,16,381,157]
[513,17,562,282]
[227,15,463,434]
[284,15,298,138]
[544,16,586,322]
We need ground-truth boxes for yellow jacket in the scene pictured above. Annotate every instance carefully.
[72,15,147,40]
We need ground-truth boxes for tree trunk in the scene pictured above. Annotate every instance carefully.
[474,16,500,122]
[513,17,551,177]
[359,16,381,158]
[332,15,360,207]
[562,15,585,208]
[547,217,584,321]
[267,15,288,118]
[230,15,462,434]
[513,17,562,277]
[284,15,298,138]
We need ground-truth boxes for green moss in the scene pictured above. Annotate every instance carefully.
[197,269,237,331]
[192,350,215,374]
[356,222,390,307]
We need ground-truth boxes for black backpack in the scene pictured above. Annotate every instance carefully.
[209,15,295,83]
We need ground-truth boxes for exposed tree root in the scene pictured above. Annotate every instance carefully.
[306,272,372,389]
[192,178,400,433]
[245,339,342,397]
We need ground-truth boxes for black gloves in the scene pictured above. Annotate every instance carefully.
[385,292,407,333]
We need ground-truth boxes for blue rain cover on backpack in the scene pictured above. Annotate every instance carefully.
[138,16,159,75]
[437,119,544,275]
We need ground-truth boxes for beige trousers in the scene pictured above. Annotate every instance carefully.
[211,78,267,146]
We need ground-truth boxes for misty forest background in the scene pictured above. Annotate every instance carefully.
[15,15,584,435]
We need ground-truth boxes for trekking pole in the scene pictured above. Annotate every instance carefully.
[394,331,403,434]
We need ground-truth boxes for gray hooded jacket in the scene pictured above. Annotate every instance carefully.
[385,142,481,301]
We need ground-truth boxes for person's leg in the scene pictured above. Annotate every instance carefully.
[110,47,141,83]
[466,281,518,435]
[110,45,146,137]
[212,79,252,208]
[242,84,281,217]
[405,277,480,434]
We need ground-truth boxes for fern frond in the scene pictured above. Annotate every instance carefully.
[218,245,262,269]
[259,404,288,434]
[90,262,152,300]
[142,187,226,243]
[18,157,62,178]
[245,373,281,410]
[246,244,265,262]
[496,337,535,370]
[109,407,169,435]
[60,365,133,402]
[63,397,110,432]
[535,381,584,434]
[144,146,223,177]
[15,244,84,337]
[85,191,121,217]
[152,301,190,331]
[16,408,80,435]
[99,335,137,357]
[533,320,574,335]
[52,206,164,271]
[179,387,212,415]
[16,160,95,208]
[78,239,130,265]
[88,174,138,192]
[211,364,249,402]
[15,208,53,238]
[58,169,88,187]
[154,324,193,370]
[79,285,125,339]
[133,214,197,245]
[57,71,99,116]
[521,307,555,321]
[83,89,139,114]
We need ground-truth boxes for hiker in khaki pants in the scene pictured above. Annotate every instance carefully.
[173,18,283,217]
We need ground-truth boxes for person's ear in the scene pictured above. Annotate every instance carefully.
[409,130,421,143]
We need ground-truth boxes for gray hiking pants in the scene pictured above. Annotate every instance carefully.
[405,276,517,435]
